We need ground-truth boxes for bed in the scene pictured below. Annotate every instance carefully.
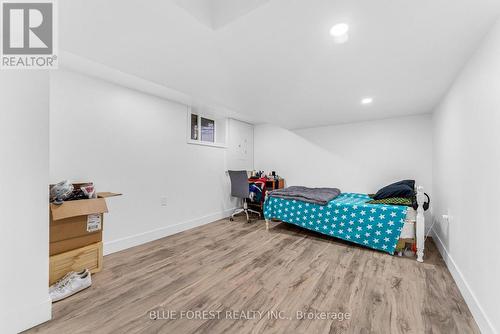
[263,186,426,262]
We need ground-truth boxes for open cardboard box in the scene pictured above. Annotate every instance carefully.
[49,184,121,256]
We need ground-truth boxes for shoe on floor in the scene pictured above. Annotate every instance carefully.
[50,271,92,302]
[49,269,89,293]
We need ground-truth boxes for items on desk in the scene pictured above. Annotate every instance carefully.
[250,170,281,181]
[251,170,266,178]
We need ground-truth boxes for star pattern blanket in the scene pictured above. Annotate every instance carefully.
[264,193,408,254]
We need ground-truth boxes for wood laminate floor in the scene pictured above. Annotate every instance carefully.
[27,218,479,334]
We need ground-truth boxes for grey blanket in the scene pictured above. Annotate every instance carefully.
[268,186,341,205]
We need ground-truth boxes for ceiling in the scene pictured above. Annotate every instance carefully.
[174,0,271,29]
[59,0,500,129]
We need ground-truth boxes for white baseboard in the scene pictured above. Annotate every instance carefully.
[431,230,498,334]
[103,208,237,255]
[0,297,52,334]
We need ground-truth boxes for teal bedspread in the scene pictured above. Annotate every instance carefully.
[264,193,407,254]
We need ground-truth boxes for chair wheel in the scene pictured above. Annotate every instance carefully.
[229,217,234,221]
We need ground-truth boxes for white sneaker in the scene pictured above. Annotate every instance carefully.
[50,271,92,302]
[49,269,89,293]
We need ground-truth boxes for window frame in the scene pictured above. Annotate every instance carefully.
[186,108,227,148]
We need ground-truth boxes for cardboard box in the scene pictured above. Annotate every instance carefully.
[49,242,103,285]
[49,198,108,256]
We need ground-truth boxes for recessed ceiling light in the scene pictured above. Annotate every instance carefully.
[330,23,349,43]
[330,23,349,36]
[361,97,374,105]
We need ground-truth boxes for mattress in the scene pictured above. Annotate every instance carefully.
[264,193,409,254]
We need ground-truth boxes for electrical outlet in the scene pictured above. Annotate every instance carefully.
[160,196,167,207]
[442,209,452,223]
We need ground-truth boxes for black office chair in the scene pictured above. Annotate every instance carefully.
[228,170,261,222]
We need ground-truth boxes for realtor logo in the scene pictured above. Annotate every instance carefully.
[1,0,57,69]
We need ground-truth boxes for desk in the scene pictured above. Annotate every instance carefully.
[248,177,285,213]
[264,178,285,191]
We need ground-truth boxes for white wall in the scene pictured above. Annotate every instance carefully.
[226,118,254,170]
[432,18,500,334]
[50,70,253,254]
[0,72,51,333]
[255,114,432,195]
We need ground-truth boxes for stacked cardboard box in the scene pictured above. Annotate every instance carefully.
[48,185,120,285]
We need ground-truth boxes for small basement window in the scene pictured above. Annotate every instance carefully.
[187,108,227,148]
[200,117,215,142]
[190,113,199,140]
